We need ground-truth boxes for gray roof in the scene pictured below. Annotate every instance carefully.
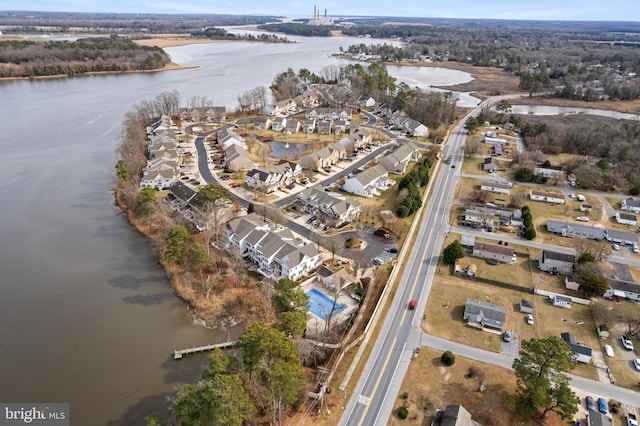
[561,332,592,357]
[618,212,637,221]
[587,410,612,426]
[481,181,511,190]
[474,242,514,257]
[623,197,640,208]
[546,220,607,240]
[542,250,575,264]
[351,164,388,186]
[605,228,637,243]
[169,181,197,203]
[463,298,506,329]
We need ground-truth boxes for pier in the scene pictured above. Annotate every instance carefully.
[173,341,236,360]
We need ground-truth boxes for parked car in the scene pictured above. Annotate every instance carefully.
[502,331,512,342]
[634,244,639,253]
[220,174,230,180]
[306,217,315,224]
[597,397,608,414]
[576,216,589,222]
[633,358,640,371]
[604,344,614,357]
[373,257,384,266]
[627,412,638,426]
[585,396,595,411]
[229,181,240,188]
[526,314,534,325]
[612,243,620,251]
[621,335,635,351]
[385,247,398,254]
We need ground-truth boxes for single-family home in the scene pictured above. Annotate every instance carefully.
[400,118,429,137]
[464,208,496,227]
[352,128,372,148]
[538,250,574,274]
[224,144,254,171]
[519,299,533,313]
[377,142,422,175]
[218,127,247,149]
[432,404,483,426]
[621,197,640,213]
[245,167,284,193]
[603,279,640,302]
[472,242,516,263]
[530,189,565,204]
[546,220,607,240]
[343,165,393,198]
[483,157,500,172]
[560,332,592,364]
[604,228,637,245]
[484,136,509,146]
[271,117,287,132]
[295,187,361,227]
[480,181,511,194]
[463,298,506,330]
[253,118,273,130]
[356,95,376,108]
[615,212,637,226]
[303,119,316,133]
[534,166,565,180]
[549,294,572,309]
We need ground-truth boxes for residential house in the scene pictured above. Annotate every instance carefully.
[356,95,376,108]
[480,181,511,194]
[464,208,496,227]
[139,164,178,189]
[271,117,287,132]
[245,167,283,193]
[491,144,503,156]
[178,106,226,122]
[538,250,574,274]
[218,127,247,149]
[284,120,301,134]
[483,157,500,172]
[603,279,640,302]
[352,128,372,148]
[530,189,565,204]
[299,152,325,171]
[317,121,332,135]
[560,332,592,364]
[334,120,348,133]
[167,181,198,207]
[343,165,393,198]
[534,166,565,180]
[463,298,506,330]
[615,212,637,226]
[621,197,640,213]
[400,118,429,137]
[484,136,509,146]
[316,266,356,291]
[432,404,482,426]
[587,410,612,426]
[295,187,361,227]
[264,98,297,116]
[225,213,320,281]
[377,142,421,175]
[546,220,607,240]
[550,295,572,309]
[472,242,516,263]
[519,299,533,313]
[224,144,254,171]
[302,119,316,134]
[253,118,272,130]
[604,228,637,245]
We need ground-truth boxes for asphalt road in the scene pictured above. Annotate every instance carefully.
[339,100,483,426]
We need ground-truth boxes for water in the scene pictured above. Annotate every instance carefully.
[267,140,311,159]
[307,288,346,319]
[0,33,473,425]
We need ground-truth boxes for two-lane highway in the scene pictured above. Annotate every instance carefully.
[339,103,484,425]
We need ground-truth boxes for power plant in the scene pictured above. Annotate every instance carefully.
[309,4,333,26]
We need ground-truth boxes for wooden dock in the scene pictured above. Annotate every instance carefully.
[174,341,236,360]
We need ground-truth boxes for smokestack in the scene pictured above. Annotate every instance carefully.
[325,9,327,18]
[314,4,316,20]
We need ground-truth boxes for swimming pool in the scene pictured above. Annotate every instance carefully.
[307,288,347,319]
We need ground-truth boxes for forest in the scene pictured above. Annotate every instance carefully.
[0,35,170,78]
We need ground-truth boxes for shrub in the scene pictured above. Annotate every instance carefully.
[402,391,409,399]
[397,406,409,419]
[441,351,456,366]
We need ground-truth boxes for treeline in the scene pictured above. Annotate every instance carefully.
[258,22,334,37]
[190,27,290,42]
[0,35,170,78]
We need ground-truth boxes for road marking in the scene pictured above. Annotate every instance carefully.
[356,337,397,426]
[357,395,370,406]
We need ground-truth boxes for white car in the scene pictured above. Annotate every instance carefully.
[634,358,640,371]
[621,335,634,351]
[526,314,534,325]
[576,216,589,222]
[633,245,639,253]
[612,244,620,251]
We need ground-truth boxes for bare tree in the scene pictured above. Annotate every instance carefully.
[463,139,483,158]
[508,192,526,209]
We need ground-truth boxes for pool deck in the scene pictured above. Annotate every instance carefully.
[301,276,359,339]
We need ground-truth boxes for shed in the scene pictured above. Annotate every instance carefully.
[466,264,477,277]
[597,324,609,338]
[519,299,533,313]
[461,234,475,248]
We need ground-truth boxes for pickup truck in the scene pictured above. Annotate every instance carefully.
[628,412,638,426]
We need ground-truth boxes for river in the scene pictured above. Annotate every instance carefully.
[0,34,476,425]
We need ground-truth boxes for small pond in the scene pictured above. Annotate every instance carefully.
[268,140,311,159]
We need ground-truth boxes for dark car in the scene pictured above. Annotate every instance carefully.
[585,396,595,411]
[502,331,512,342]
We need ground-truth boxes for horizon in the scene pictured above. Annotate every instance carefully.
[0,0,639,23]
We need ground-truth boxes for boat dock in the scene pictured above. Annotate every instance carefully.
[173,341,236,360]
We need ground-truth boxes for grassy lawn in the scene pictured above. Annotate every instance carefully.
[461,157,485,174]
[390,347,556,426]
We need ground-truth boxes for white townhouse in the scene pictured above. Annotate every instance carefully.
[225,213,320,281]
[271,117,287,132]
[245,161,302,193]
[218,127,247,150]
[224,144,254,171]
[295,187,361,227]
[343,165,393,198]
[377,142,421,175]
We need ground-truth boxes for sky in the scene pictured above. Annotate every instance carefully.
[0,0,639,22]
